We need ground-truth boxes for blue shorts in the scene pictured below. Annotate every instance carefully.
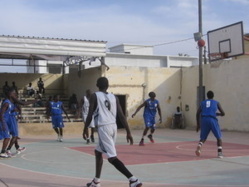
[0,122,11,140]
[143,116,156,129]
[200,117,222,140]
[7,115,19,137]
[52,115,64,128]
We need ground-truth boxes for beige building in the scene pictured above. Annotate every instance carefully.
[0,35,249,132]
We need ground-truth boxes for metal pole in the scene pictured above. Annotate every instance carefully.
[198,0,203,104]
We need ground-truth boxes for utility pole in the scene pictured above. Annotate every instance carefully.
[198,0,204,105]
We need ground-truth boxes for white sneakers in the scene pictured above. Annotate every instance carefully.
[130,179,143,187]
[0,152,11,158]
[86,179,142,187]
[16,147,26,154]
[86,180,101,187]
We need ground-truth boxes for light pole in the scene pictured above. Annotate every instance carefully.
[198,0,204,105]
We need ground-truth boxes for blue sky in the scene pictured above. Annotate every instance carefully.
[0,0,248,57]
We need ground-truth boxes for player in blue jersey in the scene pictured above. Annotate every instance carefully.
[46,95,70,142]
[196,90,225,158]
[6,103,26,156]
[132,92,162,146]
[0,88,17,158]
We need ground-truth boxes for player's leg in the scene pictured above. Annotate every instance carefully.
[147,118,156,143]
[6,116,19,155]
[139,127,149,146]
[6,136,17,154]
[59,127,63,142]
[195,117,210,156]
[83,114,91,144]
[90,127,95,143]
[0,138,11,158]
[211,119,223,158]
[0,124,11,158]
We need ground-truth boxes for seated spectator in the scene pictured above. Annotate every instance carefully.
[27,83,35,97]
[33,92,44,107]
[37,77,45,94]
[171,106,185,129]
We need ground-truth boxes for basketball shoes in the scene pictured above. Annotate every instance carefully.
[16,147,26,154]
[147,134,154,143]
[130,179,142,187]
[218,152,224,158]
[86,179,100,187]
[195,146,201,156]
[139,138,144,146]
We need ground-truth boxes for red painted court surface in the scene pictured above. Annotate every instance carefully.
[70,141,249,165]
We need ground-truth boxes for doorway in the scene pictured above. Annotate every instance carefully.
[116,95,126,129]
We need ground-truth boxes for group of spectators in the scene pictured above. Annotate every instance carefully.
[2,78,45,99]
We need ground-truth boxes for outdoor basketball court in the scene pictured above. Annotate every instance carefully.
[1,128,249,187]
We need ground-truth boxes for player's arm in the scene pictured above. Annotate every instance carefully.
[13,97,37,106]
[83,93,96,139]
[217,102,225,116]
[132,101,146,118]
[157,102,162,123]
[116,96,133,145]
[196,106,202,132]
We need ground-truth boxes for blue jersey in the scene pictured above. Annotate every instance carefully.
[50,101,63,115]
[143,99,159,118]
[0,99,14,139]
[2,99,14,122]
[200,99,218,119]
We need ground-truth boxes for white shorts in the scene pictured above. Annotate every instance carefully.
[95,124,117,158]
[83,114,95,128]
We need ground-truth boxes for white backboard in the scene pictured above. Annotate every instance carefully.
[207,21,244,62]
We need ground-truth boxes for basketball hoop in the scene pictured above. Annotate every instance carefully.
[209,52,229,61]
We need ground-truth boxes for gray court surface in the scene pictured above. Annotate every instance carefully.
[0,129,249,187]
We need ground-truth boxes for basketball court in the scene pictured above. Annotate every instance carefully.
[1,128,249,187]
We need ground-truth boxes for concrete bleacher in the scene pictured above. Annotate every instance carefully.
[19,95,83,123]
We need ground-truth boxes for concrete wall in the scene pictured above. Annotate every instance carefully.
[181,58,249,132]
[101,66,181,128]
[67,66,102,100]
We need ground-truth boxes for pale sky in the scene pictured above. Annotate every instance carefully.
[0,0,248,57]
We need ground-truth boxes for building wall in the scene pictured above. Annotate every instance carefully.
[67,66,102,100]
[101,66,181,128]
[181,58,249,132]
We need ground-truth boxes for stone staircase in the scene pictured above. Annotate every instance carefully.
[19,96,83,123]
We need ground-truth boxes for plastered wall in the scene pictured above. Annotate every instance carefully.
[181,58,249,132]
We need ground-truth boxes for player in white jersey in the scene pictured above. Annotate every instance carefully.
[81,89,95,144]
[83,77,142,187]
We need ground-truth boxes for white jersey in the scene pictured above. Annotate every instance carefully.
[94,91,117,127]
[82,96,90,116]
[82,96,95,128]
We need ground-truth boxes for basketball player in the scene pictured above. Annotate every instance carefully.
[6,103,26,156]
[83,77,142,187]
[81,89,95,144]
[132,92,162,146]
[0,88,17,158]
[195,90,225,158]
[46,95,70,142]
